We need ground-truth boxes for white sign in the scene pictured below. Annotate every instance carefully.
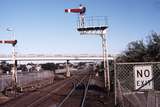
[134,65,153,90]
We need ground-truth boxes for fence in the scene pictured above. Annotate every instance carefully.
[115,62,160,107]
[0,71,54,92]
[77,16,108,28]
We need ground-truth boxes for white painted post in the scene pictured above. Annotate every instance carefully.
[101,30,110,90]
[66,60,70,77]
[12,44,17,89]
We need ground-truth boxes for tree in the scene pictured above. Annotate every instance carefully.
[41,63,56,71]
[0,61,11,73]
[116,32,160,62]
[116,40,146,62]
[17,64,27,71]
[146,32,160,61]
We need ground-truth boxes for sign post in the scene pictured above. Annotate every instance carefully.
[134,65,153,90]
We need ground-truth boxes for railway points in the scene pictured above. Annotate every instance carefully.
[0,68,114,107]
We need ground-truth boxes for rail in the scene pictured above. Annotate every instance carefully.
[1,71,94,107]
[81,74,91,107]
[57,72,92,107]
[27,79,71,107]
[26,73,87,107]
[57,75,87,107]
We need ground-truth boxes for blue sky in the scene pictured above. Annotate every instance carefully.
[0,0,160,55]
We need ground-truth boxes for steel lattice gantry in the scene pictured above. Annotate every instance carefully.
[77,16,110,90]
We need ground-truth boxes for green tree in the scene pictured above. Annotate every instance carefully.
[41,63,56,71]
[146,32,160,61]
[116,32,160,62]
[116,40,146,62]
[0,61,11,73]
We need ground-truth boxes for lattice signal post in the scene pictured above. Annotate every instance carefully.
[65,5,110,90]
[77,16,110,90]
[0,40,17,89]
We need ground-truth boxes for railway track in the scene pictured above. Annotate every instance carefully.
[1,71,92,107]
[57,72,93,107]
[1,76,72,107]
[27,72,87,107]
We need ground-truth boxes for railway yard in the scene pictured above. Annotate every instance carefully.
[1,1,159,107]
[0,67,114,107]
